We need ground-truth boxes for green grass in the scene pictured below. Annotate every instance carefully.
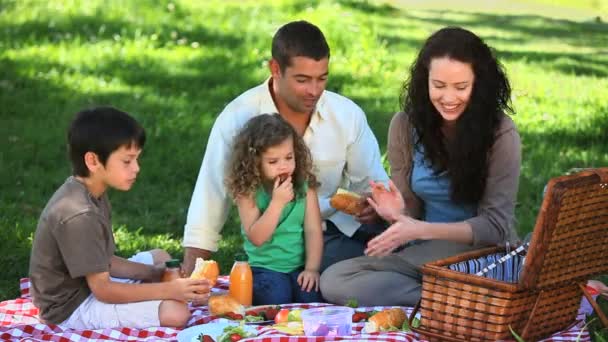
[1,0,607,321]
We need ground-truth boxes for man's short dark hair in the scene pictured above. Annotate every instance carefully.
[271,20,330,72]
[68,106,146,177]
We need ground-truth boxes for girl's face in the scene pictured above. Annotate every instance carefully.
[428,57,475,124]
[260,136,296,182]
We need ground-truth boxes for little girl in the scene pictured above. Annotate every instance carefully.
[226,113,323,305]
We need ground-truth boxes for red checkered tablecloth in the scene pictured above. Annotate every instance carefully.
[0,277,591,341]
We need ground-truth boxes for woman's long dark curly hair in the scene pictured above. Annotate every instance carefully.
[401,27,514,204]
[226,113,318,199]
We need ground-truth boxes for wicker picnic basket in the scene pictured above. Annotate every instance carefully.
[409,168,608,341]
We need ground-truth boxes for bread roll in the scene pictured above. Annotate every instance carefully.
[208,294,245,316]
[364,308,406,332]
[190,258,219,286]
[330,189,364,216]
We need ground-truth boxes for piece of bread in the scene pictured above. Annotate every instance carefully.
[208,294,245,316]
[330,189,364,216]
[364,308,407,332]
[190,258,219,286]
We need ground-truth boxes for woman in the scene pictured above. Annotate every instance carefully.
[320,27,521,306]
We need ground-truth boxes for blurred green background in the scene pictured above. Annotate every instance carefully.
[1,0,606,313]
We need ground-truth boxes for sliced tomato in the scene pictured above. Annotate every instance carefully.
[274,308,290,324]
[352,312,368,322]
[229,333,242,342]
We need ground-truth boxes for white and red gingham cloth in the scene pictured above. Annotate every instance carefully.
[1,276,591,341]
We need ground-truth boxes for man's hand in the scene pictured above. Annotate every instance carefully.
[355,199,381,225]
[183,247,212,277]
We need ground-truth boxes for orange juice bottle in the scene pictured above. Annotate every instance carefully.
[229,254,253,306]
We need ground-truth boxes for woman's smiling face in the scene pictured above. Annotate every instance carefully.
[428,56,475,123]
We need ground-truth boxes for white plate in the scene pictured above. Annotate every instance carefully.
[177,322,257,342]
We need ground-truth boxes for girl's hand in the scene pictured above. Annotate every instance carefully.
[169,278,211,304]
[272,176,294,206]
[367,180,405,223]
[297,269,320,292]
[365,215,421,257]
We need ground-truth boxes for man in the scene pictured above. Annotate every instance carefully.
[182,20,388,276]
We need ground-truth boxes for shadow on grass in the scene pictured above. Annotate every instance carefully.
[338,1,608,78]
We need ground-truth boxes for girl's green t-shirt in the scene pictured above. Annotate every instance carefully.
[243,183,307,273]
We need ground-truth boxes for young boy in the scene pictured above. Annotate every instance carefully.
[29,107,210,330]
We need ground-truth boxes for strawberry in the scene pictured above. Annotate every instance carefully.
[201,335,214,342]
[224,312,243,320]
[229,333,242,341]
[264,307,280,321]
[352,312,369,322]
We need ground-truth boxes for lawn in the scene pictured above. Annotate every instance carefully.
[1,0,606,319]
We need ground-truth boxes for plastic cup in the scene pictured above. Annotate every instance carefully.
[301,306,354,337]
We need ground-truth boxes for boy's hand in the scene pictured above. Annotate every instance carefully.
[169,278,211,303]
[272,176,294,206]
[297,269,320,292]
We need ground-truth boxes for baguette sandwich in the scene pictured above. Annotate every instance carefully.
[190,258,220,286]
[330,189,365,216]
[363,308,407,332]
[208,294,245,316]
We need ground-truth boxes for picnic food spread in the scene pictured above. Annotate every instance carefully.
[208,295,245,316]
[329,189,364,215]
[190,258,220,286]
[363,308,407,332]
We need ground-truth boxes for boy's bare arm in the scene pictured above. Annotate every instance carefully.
[110,256,164,282]
[86,271,210,304]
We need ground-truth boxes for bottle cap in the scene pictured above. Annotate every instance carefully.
[165,259,181,268]
[235,253,249,262]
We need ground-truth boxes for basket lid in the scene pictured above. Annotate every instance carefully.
[519,168,608,289]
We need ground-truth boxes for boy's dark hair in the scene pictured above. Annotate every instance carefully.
[271,20,330,72]
[401,26,513,204]
[68,106,146,177]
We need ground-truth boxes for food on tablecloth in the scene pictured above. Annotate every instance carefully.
[216,324,256,342]
[197,335,215,342]
[272,321,304,335]
[208,295,245,316]
[197,324,257,342]
[190,258,220,286]
[363,308,406,332]
[352,311,373,322]
[274,308,290,323]
[330,189,364,215]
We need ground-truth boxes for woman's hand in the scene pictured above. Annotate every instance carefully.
[297,269,320,292]
[367,180,405,223]
[365,215,422,257]
[272,176,294,206]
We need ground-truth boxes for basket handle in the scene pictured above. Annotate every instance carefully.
[580,283,608,328]
[408,300,464,342]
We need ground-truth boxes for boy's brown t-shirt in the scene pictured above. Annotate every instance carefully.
[29,176,115,324]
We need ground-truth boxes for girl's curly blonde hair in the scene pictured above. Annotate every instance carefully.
[226,113,319,199]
